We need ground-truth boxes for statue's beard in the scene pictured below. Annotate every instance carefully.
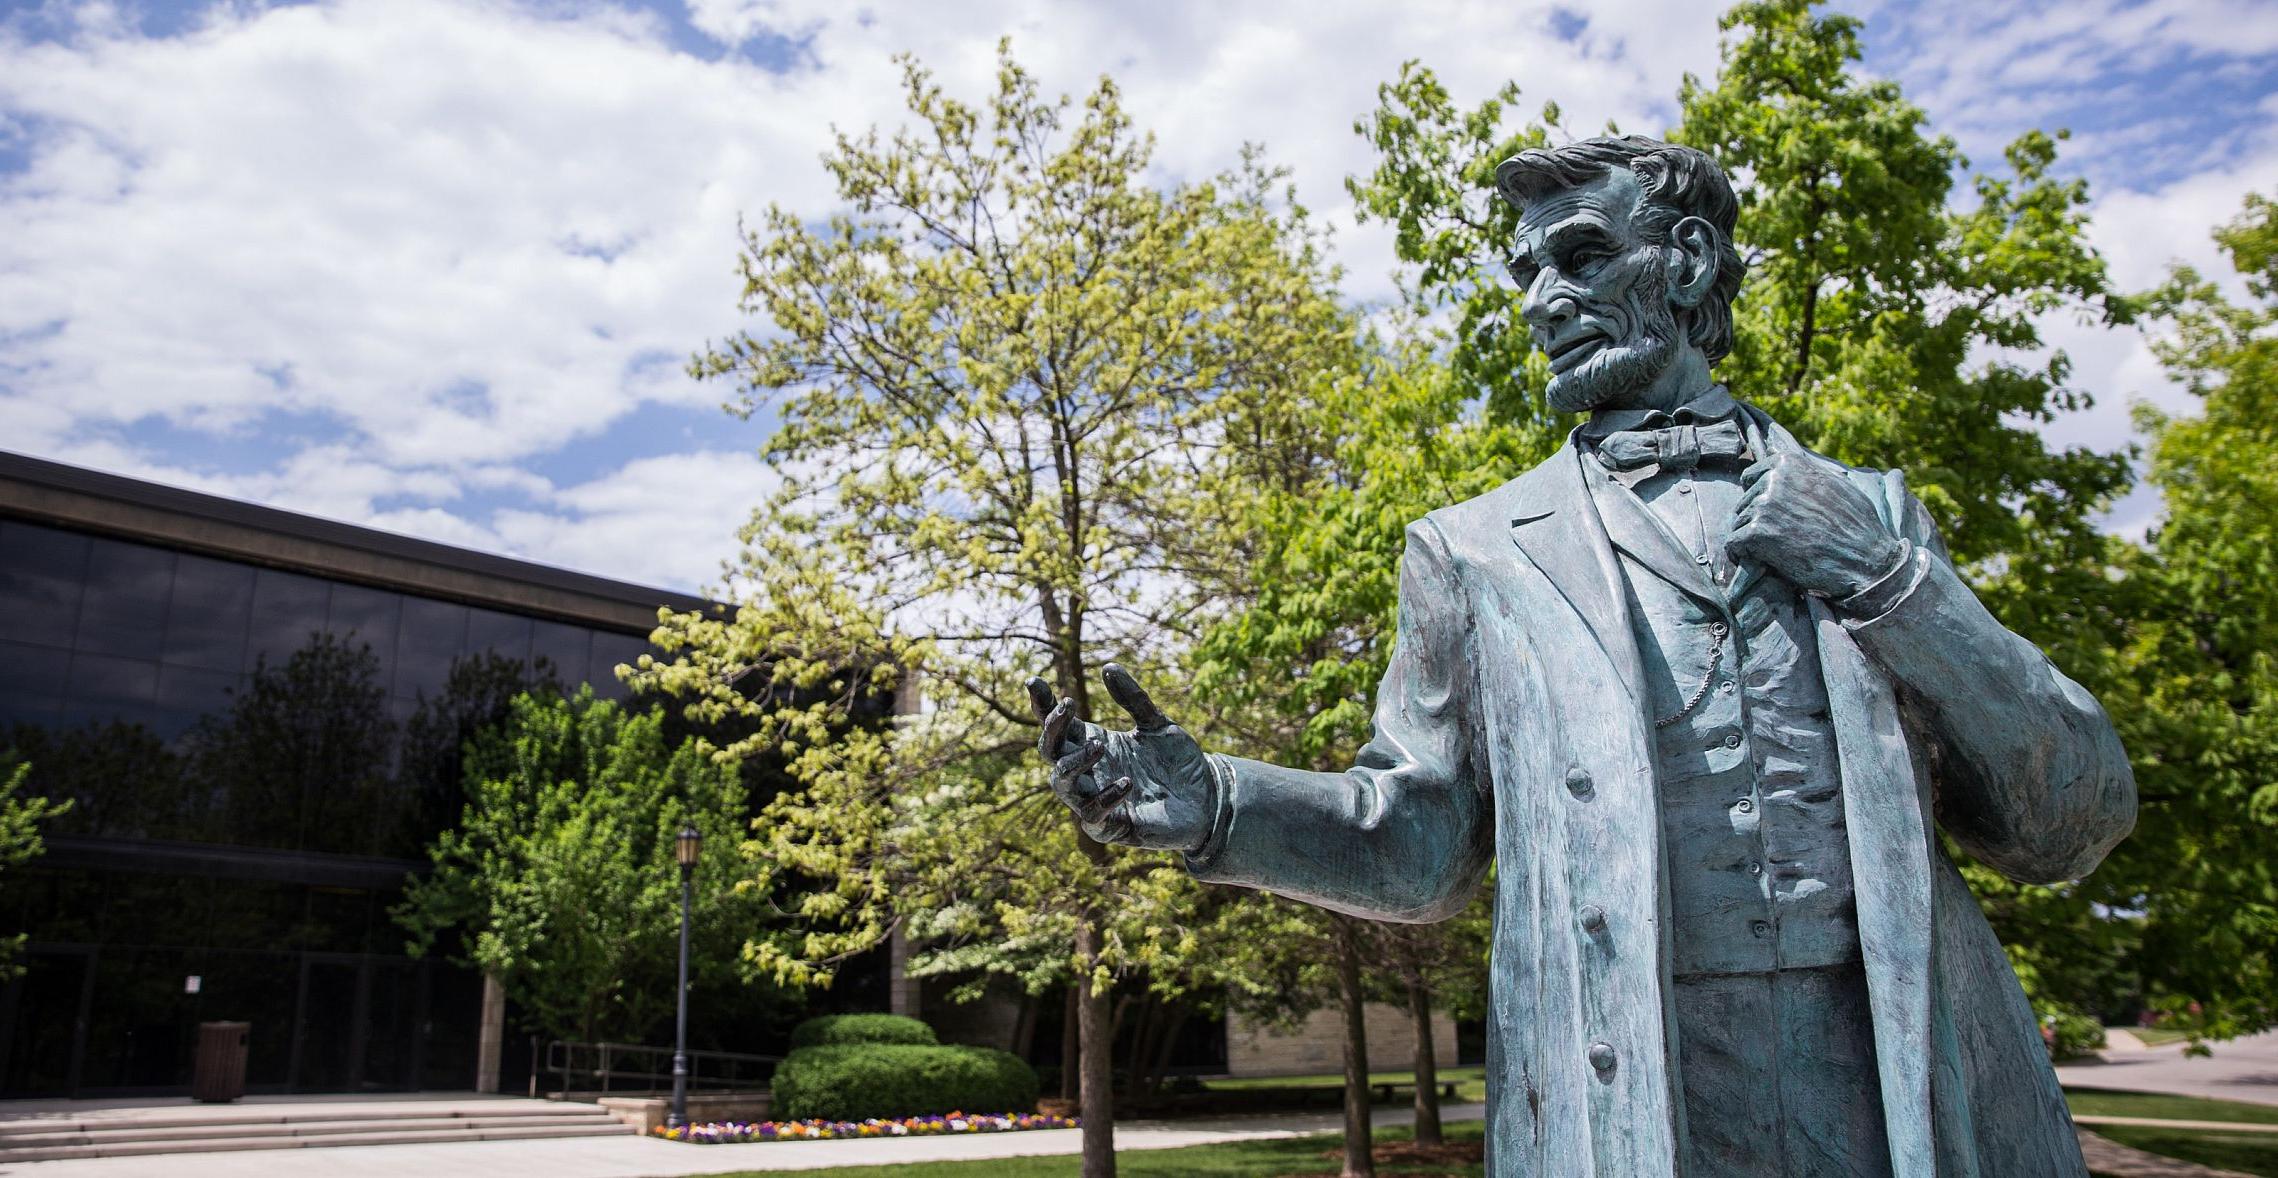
[1542,259,1685,414]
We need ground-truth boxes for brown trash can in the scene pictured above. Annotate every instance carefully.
[192,1022,249,1103]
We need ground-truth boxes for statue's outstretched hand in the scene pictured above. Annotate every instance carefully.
[1026,664,1216,853]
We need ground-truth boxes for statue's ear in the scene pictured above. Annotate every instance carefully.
[1665,216,1719,309]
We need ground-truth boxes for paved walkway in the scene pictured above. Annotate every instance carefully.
[0,1102,1487,1176]
[8,1034,2277,1178]
[2060,1030,2278,1108]
[0,1091,571,1125]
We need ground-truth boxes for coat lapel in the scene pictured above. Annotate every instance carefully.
[1591,476,1726,606]
[1800,455,1941,1177]
[1507,440,1644,703]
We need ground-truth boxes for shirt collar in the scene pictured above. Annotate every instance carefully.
[1579,384,1739,441]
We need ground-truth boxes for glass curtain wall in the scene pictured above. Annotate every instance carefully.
[0,518,655,1096]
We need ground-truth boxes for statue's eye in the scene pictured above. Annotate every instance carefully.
[1571,247,1612,270]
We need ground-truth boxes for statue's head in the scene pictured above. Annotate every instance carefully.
[1495,135,1746,413]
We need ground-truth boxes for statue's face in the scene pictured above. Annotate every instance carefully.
[1508,170,1683,413]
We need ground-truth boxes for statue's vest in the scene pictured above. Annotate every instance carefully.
[1585,451,1861,976]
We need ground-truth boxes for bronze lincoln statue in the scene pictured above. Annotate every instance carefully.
[1028,135,2135,1177]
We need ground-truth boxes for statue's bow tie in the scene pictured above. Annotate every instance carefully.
[1595,419,1751,473]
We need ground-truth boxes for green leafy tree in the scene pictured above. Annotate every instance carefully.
[393,690,764,1045]
[398,651,565,848]
[1189,353,1522,1174]
[634,42,1358,1174]
[1211,0,2146,1117]
[0,758,70,981]
[1674,0,2134,574]
[2085,194,2278,1041]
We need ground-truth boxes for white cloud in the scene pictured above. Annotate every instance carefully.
[491,448,780,590]
[2029,124,2278,467]
[0,0,841,472]
[0,0,2270,587]
[0,0,1724,585]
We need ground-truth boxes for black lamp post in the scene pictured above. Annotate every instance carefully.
[668,824,701,1130]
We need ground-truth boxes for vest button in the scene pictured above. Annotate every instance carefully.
[1588,1042,1617,1072]
[1579,905,1607,933]
[1564,767,1593,798]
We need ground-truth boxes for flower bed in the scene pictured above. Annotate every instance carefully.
[654,1110,1079,1144]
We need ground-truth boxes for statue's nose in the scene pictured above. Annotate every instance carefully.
[1521,278,1575,331]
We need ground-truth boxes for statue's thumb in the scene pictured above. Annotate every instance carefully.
[1103,664,1168,731]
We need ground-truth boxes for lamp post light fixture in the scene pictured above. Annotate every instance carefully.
[668,824,701,1130]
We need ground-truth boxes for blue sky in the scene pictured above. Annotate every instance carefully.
[2,0,2274,591]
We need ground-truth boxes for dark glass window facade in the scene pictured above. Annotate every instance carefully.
[0,516,662,1097]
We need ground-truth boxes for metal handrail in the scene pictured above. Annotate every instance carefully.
[544,1039,780,1095]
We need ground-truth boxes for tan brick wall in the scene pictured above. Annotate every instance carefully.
[1223,1002,1459,1079]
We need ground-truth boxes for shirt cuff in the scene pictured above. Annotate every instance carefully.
[1180,753,1239,867]
[1838,540,1928,623]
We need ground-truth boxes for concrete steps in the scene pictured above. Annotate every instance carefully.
[0,1099,635,1162]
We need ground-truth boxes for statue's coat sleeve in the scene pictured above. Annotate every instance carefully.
[1848,480,2137,883]
[1185,518,1493,921]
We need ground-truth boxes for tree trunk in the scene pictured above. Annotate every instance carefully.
[474,971,505,1094]
[1061,984,1081,1101]
[1334,918,1375,1178]
[1012,992,1039,1063]
[1122,992,1157,1096]
[1076,907,1117,1178]
[1142,1005,1189,1099]
[1405,971,1442,1147]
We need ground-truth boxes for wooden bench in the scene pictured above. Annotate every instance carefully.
[1371,1079,1461,1102]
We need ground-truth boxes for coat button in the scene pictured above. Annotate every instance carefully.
[1588,1042,1617,1072]
[1723,733,1743,750]
[1734,798,1755,814]
[1578,905,1607,933]
[1565,767,1593,798]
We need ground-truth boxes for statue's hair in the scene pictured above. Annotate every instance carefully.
[1495,135,1747,363]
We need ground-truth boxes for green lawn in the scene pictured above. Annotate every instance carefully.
[690,1088,2278,1177]
[2091,1126,2278,1177]
[2066,1087,2278,1125]
[705,1121,1484,1177]
[2068,1088,2278,1177]
[2111,1025,2196,1047]
[1202,1065,1489,1104]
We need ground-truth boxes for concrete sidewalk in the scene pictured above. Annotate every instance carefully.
[0,1102,1488,1176]
[2059,1030,2278,1108]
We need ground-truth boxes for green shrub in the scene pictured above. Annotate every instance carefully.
[771,1044,1039,1120]
[789,1013,938,1049]
[2041,1007,2108,1061]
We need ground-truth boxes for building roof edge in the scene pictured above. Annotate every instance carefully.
[0,450,716,634]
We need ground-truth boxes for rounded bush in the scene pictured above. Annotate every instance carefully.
[771,1044,1039,1121]
[2041,1008,2107,1061]
[789,1013,938,1049]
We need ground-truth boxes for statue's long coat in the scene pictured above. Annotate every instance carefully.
[1189,416,2136,1177]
